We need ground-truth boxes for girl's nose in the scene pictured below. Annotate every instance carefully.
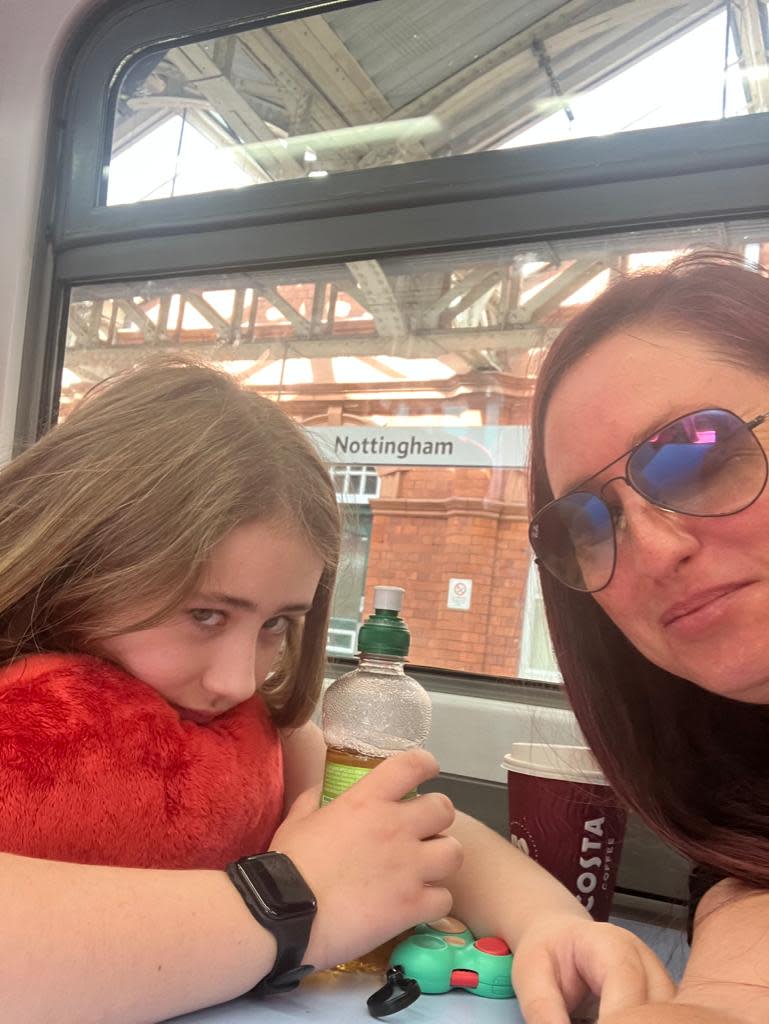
[202,646,258,708]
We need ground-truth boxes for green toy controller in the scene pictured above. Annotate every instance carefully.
[367,917,515,1017]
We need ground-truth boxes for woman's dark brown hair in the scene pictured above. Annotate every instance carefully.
[530,251,769,887]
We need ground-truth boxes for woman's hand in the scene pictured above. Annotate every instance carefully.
[512,912,675,1024]
[269,748,463,971]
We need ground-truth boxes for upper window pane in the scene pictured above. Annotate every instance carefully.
[106,0,758,206]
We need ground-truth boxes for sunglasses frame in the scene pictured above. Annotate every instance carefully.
[530,406,769,593]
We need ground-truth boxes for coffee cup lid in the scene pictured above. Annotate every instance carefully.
[502,743,607,785]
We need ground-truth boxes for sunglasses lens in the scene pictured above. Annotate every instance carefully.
[530,492,614,592]
[628,409,767,515]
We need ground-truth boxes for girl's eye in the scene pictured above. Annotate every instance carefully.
[189,608,227,629]
[263,615,290,636]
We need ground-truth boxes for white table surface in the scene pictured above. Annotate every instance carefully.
[163,917,689,1024]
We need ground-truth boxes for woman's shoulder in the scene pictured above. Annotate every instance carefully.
[687,863,729,942]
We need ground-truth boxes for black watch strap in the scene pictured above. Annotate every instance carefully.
[226,853,317,997]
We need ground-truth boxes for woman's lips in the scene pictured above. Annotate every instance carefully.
[661,582,753,628]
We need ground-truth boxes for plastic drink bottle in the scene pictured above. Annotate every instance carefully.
[320,586,432,805]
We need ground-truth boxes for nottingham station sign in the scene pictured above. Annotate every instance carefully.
[308,426,530,468]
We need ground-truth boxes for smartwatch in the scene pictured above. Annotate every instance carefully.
[226,852,317,996]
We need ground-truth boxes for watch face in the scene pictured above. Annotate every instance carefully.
[237,853,317,920]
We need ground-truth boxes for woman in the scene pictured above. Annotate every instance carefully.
[529,250,769,1023]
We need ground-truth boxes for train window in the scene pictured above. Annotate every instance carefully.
[62,221,769,677]
[35,0,769,696]
[105,0,755,206]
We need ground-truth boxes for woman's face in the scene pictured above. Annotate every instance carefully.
[96,519,324,722]
[544,325,769,703]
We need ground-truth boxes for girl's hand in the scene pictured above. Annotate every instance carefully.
[512,913,675,1024]
[269,748,463,971]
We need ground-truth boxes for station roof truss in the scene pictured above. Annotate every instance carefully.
[63,0,769,405]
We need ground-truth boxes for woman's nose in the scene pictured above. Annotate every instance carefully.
[617,489,702,579]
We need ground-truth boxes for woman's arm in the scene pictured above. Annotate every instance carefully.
[279,732,674,1022]
[279,728,589,939]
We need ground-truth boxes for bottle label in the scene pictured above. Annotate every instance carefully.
[321,757,376,805]
[320,748,416,805]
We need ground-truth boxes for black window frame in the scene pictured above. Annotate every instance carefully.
[25,0,769,475]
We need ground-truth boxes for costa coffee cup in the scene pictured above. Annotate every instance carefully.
[502,743,626,921]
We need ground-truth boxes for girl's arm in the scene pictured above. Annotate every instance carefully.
[279,725,673,1022]
[0,852,277,1024]
[1,750,458,1024]
[280,719,326,812]
[445,810,590,942]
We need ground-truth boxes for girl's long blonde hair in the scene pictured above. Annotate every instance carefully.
[0,357,341,727]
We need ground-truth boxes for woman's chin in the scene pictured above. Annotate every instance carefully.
[644,639,769,704]
[680,663,769,704]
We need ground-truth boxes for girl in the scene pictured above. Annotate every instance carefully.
[0,357,342,869]
[529,250,769,1023]
[0,357,671,1022]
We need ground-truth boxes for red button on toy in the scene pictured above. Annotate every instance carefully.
[474,937,511,956]
[450,969,479,988]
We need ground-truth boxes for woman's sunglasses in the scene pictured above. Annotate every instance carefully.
[529,407,769,593]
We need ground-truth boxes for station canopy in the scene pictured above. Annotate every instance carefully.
[63,0,769,405]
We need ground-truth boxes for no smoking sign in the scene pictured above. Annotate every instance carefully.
[447,577,473,610]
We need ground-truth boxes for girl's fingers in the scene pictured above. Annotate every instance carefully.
[398,790,456,838]
[350,749,439,803]
[417,885,455,928]
[418,833,464,881]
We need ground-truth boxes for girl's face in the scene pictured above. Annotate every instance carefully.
[96,519,324,722]
[544,326,769,704]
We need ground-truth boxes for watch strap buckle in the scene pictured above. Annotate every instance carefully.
[249,963,315,997]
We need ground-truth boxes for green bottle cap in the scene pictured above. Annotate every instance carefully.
[358,586,410,657]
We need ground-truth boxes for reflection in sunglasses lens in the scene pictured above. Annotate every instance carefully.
[629,410,765,516]
[535,491,614,591]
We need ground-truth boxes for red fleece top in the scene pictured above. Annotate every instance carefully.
[0,653,284,869]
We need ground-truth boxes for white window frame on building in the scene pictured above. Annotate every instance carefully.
[518,560,562,685]
[331,464,380,504]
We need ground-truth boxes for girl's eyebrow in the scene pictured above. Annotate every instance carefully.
[193,591,311,614]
